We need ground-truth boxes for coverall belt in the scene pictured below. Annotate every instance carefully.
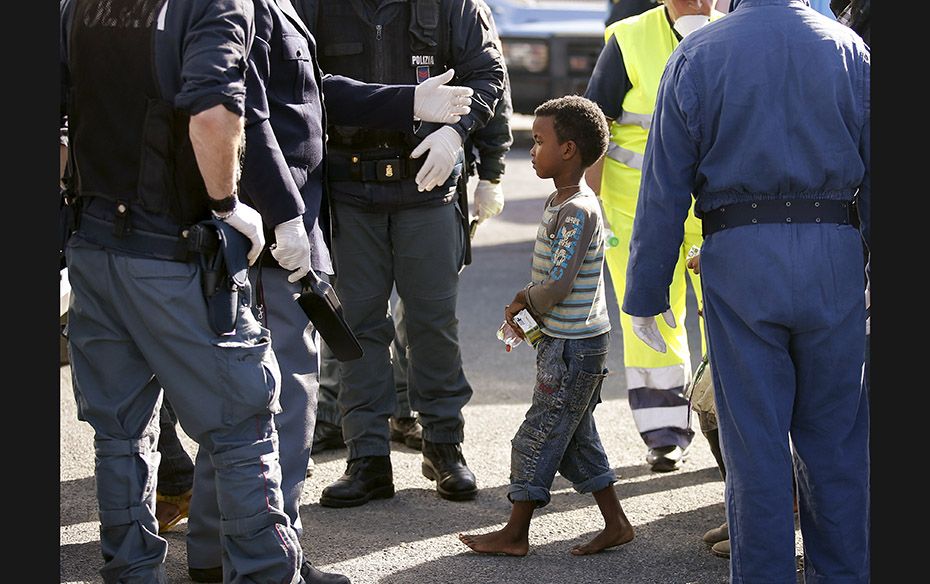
[77,212,219,261]
[701,199,853,237]
[327,155,425,182]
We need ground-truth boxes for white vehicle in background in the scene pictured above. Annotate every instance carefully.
[485,0,606,114]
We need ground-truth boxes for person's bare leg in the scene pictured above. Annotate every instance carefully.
[571,485,635,555]
[458,500,535,556]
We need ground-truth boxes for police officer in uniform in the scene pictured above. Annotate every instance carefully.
[310,0,512,458]
[388,0,514,449]
[295,0,505,507]
[60,0,307,581]
[179,1,474,581]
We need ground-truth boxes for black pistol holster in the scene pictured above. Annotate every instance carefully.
[189,219,250,336]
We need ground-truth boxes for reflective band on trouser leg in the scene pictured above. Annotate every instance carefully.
[601,191,698,450]
[626,363,692,447]
[209,422,302,583]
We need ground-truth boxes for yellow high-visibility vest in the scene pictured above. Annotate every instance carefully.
[603,7,723,182]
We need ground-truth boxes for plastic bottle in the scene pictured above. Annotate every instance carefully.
[604,228,620,248]
[497,321,523,352]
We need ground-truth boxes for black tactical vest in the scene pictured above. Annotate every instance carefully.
[68,0,210,230]
[313,0,451,153]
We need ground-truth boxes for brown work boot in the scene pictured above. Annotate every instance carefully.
[156,488,192,532]
[711,538,730,558]
[702,522,728,545]
[389,416,423,450]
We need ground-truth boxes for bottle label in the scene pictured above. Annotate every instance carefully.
[513,309,543,348]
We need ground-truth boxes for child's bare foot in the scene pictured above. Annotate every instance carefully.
[458,530,529,556]
[570,521,634,556]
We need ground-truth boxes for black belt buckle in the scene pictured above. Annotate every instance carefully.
[377,158,402,181]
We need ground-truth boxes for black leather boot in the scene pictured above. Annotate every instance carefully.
[320,456,394,508]
[421,440,477,501]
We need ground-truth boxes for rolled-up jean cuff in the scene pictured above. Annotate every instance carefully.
[573,470,617,495]
[507,483,550,507]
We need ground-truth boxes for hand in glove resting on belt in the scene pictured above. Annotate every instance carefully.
[214,198,265,266]
[410,125,463,192]
[270,216,312,283]
[474,179,504,224]
[413,68,473,124]
[630,308,676,353]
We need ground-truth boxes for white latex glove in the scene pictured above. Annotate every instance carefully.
[413,68,473,124]
[271,216,311,283]
[630,308,676,353]
[410,125,463,192]
[474,179,505,224]
[215,199,265,266]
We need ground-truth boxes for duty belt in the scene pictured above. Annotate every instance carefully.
[701,199,855,237]
[327,154,425,182]
[76,212,219,262]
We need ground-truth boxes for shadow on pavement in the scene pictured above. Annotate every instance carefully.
[374,504,731,584]
[60,476,99,527]
[295,464,724,567]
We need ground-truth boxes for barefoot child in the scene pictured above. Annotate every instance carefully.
[459,95,634,557]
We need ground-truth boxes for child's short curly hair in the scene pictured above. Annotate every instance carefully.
[533,95,610,168]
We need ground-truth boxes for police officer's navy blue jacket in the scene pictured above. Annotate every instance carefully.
[60,0,255,255]
[240,0,417,274]
[295,0,505,210]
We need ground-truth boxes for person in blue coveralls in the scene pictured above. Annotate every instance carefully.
[623,1,870,582]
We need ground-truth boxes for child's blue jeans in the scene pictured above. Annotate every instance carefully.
[508,332,616,507]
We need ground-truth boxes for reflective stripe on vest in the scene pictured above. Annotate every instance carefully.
[606,142,644,170]
[618,110,652,130]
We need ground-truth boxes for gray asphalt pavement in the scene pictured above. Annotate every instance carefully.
[60,120,798,583]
